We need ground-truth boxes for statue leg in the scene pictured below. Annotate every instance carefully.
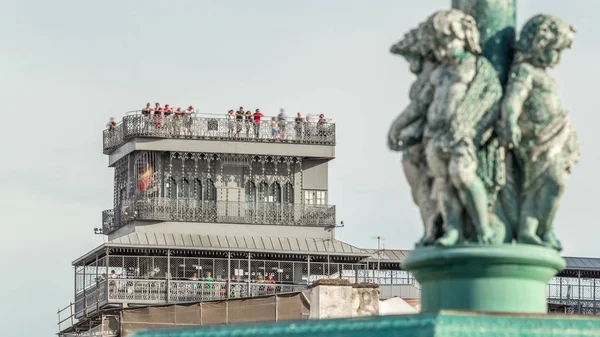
[448,143,495,244]
[425,142,462,247]
[403,148,439,246]
[536,167,567,251]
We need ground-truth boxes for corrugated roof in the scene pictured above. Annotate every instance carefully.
[563,257,600,271]
[363,249,411,263]
[107,232,368,256]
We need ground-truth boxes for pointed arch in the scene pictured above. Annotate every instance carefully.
[283,182,294,203]
[205,178,217,201]
[258,181,269,202]
[245,181,257,202]
[194,178,203,200]
[269,182,282,203]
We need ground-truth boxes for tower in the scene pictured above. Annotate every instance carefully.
[58,110,373,336]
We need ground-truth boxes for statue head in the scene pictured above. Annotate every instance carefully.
[425,9,482,63]
[515,14,575,68]
[390,27,425,74]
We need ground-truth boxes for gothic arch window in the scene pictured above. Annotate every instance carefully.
[194,178,203,200]
[179,177,191,199]
[283,182,294,203]
[269,182,281,203]
[245,181,257,203]
[165,176,176,198]
[258,182,269,202]
[205,179,217,201]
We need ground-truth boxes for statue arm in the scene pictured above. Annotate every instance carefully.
[387,81,433,151]
[501,64,533,148]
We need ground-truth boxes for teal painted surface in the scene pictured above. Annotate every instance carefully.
[130,311,600,337]
[452,0,516,84]
[403,245,565,313]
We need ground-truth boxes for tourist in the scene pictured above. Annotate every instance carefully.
[153,102,163,129]
[184,105,195,135]
[235,107,245,136]
[227,109,235,136]
[277,108,287,139]
[141,102,152,116]
[244,110,253,137]
[107,117,117,130]
[204,271,213,282]
[271,117,279,139]
[266,274,276,284]
[295,112,304,140]
[317,113,327,138]
[253,109,264,138]
[189,272,199,281]
[163,104,173,116]
[110,270,117,279]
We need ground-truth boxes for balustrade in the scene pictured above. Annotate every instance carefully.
[103,113,336,153]
[103,199,335,233]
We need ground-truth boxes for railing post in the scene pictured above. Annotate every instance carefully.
[167,249,171,303]
[227,252,231,299]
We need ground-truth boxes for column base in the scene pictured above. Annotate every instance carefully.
[402,244,565,314]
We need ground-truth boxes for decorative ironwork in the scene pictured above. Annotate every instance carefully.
[103,113,336,154]
[105,199,335,233]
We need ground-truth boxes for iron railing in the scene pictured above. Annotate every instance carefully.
[69,279,307,319]
[104,199,336,233]
[103,113,336,153]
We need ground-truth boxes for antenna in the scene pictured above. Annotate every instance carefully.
[370,236,385,274]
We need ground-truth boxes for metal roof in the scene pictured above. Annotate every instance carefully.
[363,249,411,263]
[362,250,600,272]
[108,232,368,256]
[563,257,600,271]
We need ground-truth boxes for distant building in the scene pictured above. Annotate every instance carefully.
[57,111,600,336]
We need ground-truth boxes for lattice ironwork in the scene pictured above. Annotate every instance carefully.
[106,199,335,233]
[103,114,336,153]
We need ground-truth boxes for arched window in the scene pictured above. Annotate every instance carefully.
[283,182,294,203]
[179,178,191,199]
[205,179,217,201]
[269,182,281,203]
[258,182,269,202]
[194,178,203,200]
[245,181,256,202]
[164,176,176,198]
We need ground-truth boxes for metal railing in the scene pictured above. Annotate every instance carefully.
[103,112,336,153]
[67,278,307,320]
[103,199,336,233]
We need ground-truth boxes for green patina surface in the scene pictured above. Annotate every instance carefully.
[403,244,565,314]
[452,0,516,84]
[131,311,600,337]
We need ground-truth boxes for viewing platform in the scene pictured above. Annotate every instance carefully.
[103,112,336,155]
[102,199,336,234]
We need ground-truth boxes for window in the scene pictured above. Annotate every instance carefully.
[283,183,294,203]
[304,190,326,205]
[246,181,256,202]
[205,179,216,201]
[258,182,269,202]
[194,178,203,200]
[269,182,281,203]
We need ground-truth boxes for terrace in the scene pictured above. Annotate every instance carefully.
[103,112,336,154]
[102,199,336,234]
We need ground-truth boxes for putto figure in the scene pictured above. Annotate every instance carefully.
[389,9,506,247]
[388,25,441,246]
[501,14,580,251]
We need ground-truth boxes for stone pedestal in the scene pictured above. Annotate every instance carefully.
[402,244,565,314]
[308,280,380,319]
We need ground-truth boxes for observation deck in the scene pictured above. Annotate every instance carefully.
[103,112,336,163]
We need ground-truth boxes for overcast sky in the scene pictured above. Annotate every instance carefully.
[1,0,598,335]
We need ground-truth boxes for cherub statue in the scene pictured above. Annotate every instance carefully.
[501,14,580,251]
[419,10,503,246]
[387,24,441,246]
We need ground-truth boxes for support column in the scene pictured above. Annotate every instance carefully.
[451,0,516,84]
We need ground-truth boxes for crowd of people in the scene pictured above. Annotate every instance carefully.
[107,103,329,140]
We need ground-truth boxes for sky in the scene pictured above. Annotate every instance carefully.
[1,0,599,335]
